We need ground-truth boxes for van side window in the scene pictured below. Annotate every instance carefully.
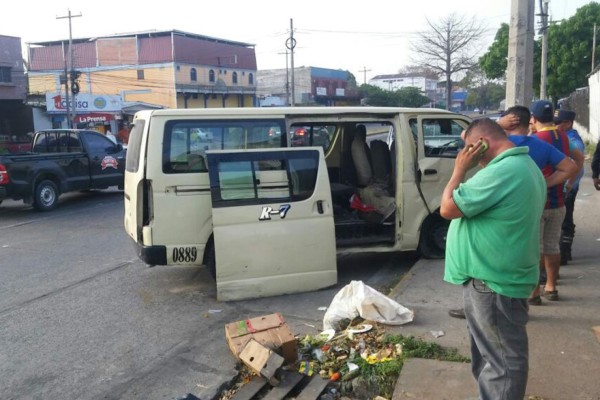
[126,120,145,173]
[421,118,465,158]
[209,150,319,207]
[163,119,286,174]
[290,124,335,153]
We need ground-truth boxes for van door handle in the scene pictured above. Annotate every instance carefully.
[424,169,437,175]
[317,200,324,214]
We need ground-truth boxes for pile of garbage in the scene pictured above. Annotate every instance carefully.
[220,281,415,399]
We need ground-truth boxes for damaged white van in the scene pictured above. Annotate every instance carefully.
[123,107,471,300]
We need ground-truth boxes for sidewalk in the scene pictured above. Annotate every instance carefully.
[386,176,600,400]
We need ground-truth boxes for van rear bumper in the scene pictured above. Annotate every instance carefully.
[132,240,167,265]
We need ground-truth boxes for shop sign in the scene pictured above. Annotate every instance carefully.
[74,113,114,124]
[46,93,123,113]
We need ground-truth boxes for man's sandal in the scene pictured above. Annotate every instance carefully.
[528,296,542,306]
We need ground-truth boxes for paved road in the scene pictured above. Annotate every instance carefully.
[0,190,416,399]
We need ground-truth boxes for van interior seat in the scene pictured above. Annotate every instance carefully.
[370,139,392,184]
[351,126,373,187]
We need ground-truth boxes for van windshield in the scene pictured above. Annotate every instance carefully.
[163,119,286,173]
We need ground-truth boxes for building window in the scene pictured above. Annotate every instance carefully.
[248,73,254,85]
[137,69,145,80]
[0,67,11,83]
[190,68,197,82]
[209,69,215,83]
[232,72,238,84]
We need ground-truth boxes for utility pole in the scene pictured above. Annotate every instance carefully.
[278,50,290,105]
[539,0,549,100]
[285,19,296,106]
[506,0,535,108]
[593,23,597,73]
[358,66,371,85]
[57,9,82,128]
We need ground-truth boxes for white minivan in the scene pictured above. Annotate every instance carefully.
[124,107,471,300]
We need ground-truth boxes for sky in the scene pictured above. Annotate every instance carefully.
[2,0,593,82]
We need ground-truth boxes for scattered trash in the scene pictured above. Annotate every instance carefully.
[318,329,336,342]
[318,307,328,311]
[346,324,373,334]
[323,280,414,331]
[209,309,222,313]
[430,330,445,338]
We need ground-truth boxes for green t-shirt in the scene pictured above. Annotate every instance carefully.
[444,147,547,298]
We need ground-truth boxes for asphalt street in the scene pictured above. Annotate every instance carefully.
[0,190,416,399]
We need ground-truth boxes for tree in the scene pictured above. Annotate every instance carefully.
[360,85,430,107]
[547,2,600,99]
[397,65,440,80]
[411,13,486,110]
[479,23,509,80]
[479,3,600,100]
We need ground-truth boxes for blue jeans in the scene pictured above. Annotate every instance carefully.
[463,279,529,400]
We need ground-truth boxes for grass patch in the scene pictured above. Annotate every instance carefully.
[354,334,470,398]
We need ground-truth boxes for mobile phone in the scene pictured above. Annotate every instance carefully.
[479,139,489,153]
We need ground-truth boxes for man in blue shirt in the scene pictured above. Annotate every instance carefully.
[554,110,585,264]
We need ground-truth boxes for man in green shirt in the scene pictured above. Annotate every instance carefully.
[441,118,546,400]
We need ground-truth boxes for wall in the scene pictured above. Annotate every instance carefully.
[589,70,600,143]
[0,35,27,100]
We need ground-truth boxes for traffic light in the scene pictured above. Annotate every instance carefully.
[70,70,81,95]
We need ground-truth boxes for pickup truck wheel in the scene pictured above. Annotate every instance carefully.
[33,180,59,211]
[418,214,449,259]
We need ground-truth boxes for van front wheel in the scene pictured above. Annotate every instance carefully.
[418,214,449,259]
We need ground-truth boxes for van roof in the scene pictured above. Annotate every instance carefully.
[133,107,458,120]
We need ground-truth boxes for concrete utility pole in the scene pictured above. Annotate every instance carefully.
[539,0,550,100]
[359,66,371,85]
[278,50,290,105]
[593,23,597,73]
[285,19,296,106]
[506,0,535,108]
[57,9,81,128]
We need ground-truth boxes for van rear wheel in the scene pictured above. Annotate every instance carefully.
[418,214,449,259]
[33,180,59,211]
[203,240,216,280]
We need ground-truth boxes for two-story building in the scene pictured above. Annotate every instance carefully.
[27,30,257,131]
[257,66,360,107]
[0,34,32,142]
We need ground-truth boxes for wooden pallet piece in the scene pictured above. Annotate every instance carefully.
[260,371,304,400]
[230,376,268,400]
[294,376,330,400]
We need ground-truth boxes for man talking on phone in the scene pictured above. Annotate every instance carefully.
[441,118,546,400]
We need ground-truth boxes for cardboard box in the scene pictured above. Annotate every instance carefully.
[239,339,284,381]
[225,313,297,364]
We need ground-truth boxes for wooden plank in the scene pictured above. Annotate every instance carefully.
[261,371,304,400]
[239,340,271,376]
[230,376,268,400]
[295,376,330,400]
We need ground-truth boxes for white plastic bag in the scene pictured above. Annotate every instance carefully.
[323,280,414,331]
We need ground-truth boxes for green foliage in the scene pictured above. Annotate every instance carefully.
[346,71,358,88]
[465,82,506,110]
[479,23,510,80]
[360,84,431,107]
[479,3,600,99]
[547,2,600,99]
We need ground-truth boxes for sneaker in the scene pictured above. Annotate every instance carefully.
[528,296,542,306]
[543,290,559,301]
[448,308,466,319]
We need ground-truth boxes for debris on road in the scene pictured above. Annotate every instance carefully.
[322,281,414,331]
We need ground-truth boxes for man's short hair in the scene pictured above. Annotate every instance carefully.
[464,118,506,139]
[504,105,531,128]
